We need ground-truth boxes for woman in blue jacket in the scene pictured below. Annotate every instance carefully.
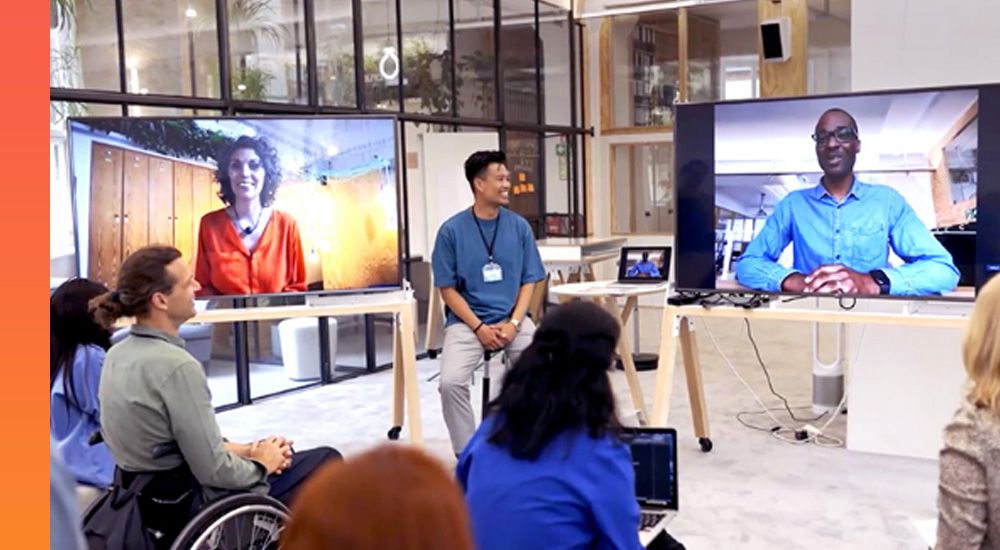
[457,301,643,550]
[50,278,115,488]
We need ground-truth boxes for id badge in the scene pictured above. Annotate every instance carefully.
[483,262,503,283]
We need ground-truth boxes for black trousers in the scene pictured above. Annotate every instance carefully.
[265,446,342,507]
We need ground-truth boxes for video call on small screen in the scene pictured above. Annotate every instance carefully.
[623,249,668,280]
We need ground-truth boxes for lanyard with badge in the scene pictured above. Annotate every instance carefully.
[472,207,503,283]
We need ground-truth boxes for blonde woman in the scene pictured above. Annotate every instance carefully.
[937,274,1000,549]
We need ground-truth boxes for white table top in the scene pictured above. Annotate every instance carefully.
[536,237,626,263]
[548,280,670,298]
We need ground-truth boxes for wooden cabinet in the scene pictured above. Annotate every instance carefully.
[87,142,218,288]
[122,152,150,259]
[88,145,124,287]
[148,157,175,248]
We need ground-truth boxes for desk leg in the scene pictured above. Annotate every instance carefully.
[619,296,637,326]
[679,319,712,452]
[528,276,549,321]
[603,296,649,425]
[559,270,582,304]
[388,315,406,441]
[651,309,679,428]
[424,289,443,358]
[398,303,423,446]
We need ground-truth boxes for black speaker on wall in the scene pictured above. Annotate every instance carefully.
[760,17,791,62]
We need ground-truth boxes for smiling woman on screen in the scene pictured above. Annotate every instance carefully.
[194,135,307,297]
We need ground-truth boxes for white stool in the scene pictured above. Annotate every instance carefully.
[277,317,338,381]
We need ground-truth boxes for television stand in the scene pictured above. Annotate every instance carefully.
[652,300,969,453]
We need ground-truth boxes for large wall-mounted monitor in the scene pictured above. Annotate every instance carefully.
[675,83,1000,301]
[69,116,402,298]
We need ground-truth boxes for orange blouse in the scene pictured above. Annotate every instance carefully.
[194,208,307,296]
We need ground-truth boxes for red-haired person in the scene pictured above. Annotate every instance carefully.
[282,445,474,550]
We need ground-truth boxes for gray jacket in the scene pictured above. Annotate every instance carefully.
[99,325,267,500]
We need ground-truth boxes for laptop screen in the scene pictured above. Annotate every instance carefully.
[623,428,677,509]
[617,247,672,283]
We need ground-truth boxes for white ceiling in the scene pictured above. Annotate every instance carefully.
[714,89,979,174]
[713,88,979,217]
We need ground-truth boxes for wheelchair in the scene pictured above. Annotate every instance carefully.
[83,433,290,550]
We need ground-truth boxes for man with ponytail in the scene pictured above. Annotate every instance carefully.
[92,245,339,515]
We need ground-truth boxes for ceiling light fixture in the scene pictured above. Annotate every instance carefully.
[379,46,400,81]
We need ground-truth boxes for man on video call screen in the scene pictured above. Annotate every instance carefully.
[735,108,960,296]
[627,251,662,278]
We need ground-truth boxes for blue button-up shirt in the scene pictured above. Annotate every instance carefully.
[627,260,661,278]
[735,180,959,296]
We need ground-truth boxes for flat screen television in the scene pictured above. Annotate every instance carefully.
[68,116,402,298]
[675,83,1000,301]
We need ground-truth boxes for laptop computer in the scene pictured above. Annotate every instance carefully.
[606,246,672,290]
[623,427,679,548]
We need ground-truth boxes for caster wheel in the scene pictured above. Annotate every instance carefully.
[698,437,713,453]
[428,349,438,359]
[387,426,402,440]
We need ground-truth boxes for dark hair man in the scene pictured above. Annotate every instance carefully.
[431,151,547,455]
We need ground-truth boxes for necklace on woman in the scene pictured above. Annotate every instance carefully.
[230,206,263,236]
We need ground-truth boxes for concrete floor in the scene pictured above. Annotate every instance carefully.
[216,308,940,549]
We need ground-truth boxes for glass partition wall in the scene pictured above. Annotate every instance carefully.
[50,0,588,407]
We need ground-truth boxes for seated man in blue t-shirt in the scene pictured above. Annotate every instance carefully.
[626,252,661,279]
[735,108,959,297]
[431,150,547,456]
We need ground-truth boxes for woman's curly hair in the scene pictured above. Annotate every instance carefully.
[215,135,283,207]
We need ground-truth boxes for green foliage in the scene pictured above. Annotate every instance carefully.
[456,49,495,116]
[85,119,232,162]
[51,101,90,127]
[229,0,285,47]
[232,67,275,101]
[402,38,453,115]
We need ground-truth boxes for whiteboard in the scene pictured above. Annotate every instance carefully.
[419,132,500,257]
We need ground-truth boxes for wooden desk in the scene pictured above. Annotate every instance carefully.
[171,295,424,446]
[549,281,670,424]
[654,302,969,452]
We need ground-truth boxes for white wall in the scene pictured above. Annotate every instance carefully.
[852,0,1000,91]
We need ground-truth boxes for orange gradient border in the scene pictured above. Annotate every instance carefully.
[3,2,49,547]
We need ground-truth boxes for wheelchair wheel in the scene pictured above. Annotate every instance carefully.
[170,493,290,550]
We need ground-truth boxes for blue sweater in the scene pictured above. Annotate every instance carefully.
[50,344,115,487]
[457,416,642,550]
